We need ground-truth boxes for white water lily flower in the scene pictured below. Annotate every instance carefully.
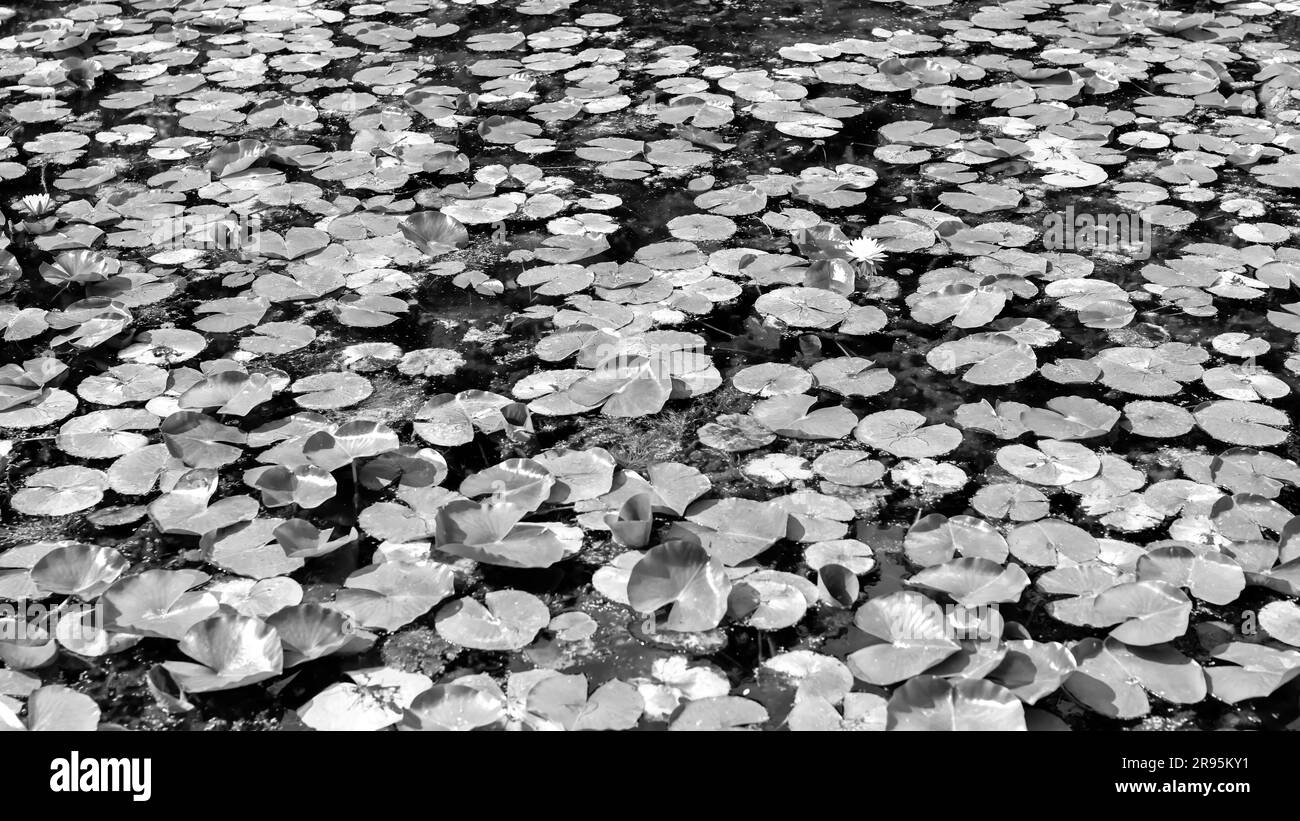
[14,193,55,217]
[845,236,888,265]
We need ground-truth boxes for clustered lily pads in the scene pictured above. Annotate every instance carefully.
[1,0,1300,733]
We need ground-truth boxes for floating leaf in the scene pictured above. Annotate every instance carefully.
[908,558,1030,607]
[1093,580,1192,646]
[887,676,1025,730]
[627,540,731,632]
[435,590,550,650]
[847,591,960,686]
[163,613,283,693]
[336,562,455,632]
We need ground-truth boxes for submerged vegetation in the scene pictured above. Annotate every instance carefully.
[2,0,1300,731]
